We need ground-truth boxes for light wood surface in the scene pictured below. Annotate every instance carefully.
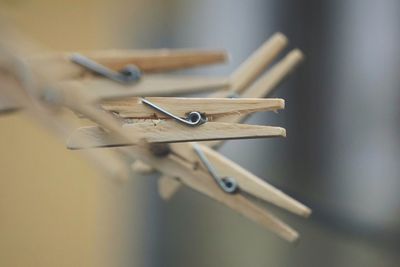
[229,32,288,93]
[171,143,311,217]
[142,48,304,198]
[120,146,299,242]
[57,88,300,240]
[83,49,228,72]
[101,97,284,119]
[69,75,230,99]
[242,49,304,98]
[67,123,286,149]
[60,86,306,241]
[32,49,228,78]
[205,49,304,148]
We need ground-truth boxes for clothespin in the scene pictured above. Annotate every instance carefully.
[0,49,229,113]
[0,23,310,242]
[66,97,285,148]
[62,33,310,241]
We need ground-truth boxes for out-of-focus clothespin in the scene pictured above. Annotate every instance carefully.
[0,23,310,242]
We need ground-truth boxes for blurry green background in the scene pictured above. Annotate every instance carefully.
[0,0,399,266]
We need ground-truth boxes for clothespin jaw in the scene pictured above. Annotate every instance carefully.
[67,97,286,148]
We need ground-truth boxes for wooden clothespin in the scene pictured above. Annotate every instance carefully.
[67,97,285,148]
[0,23,310,242]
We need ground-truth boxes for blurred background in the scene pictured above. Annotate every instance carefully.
[1,0,400,266]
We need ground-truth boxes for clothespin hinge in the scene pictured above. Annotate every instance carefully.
[192,143,238,194]
[70,53,141,84]
[141,98,207,127]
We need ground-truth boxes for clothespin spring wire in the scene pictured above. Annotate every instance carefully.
[70,53,141,84]
[141,98,207,127]
[192,143,238,194]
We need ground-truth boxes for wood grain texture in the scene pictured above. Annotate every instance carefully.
[119,146,299,242]
[128,44,305,204]
[51,84,298,239]
[62,92,297,240]
[67,123,286,149]
[203,49,304,148]
[148,49,304,182]
[61,79,300,241]
[101,97,284,119]
[171,143,311,217]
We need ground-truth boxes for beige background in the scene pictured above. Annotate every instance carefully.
[0,1,133,266]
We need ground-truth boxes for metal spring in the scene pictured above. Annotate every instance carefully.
[192,143,238,194]
[141,98,207,127]
[70,53,141,84]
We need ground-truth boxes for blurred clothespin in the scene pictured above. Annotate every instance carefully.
[0,23,310,242]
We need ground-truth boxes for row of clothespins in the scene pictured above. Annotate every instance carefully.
[0,23,310,242]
